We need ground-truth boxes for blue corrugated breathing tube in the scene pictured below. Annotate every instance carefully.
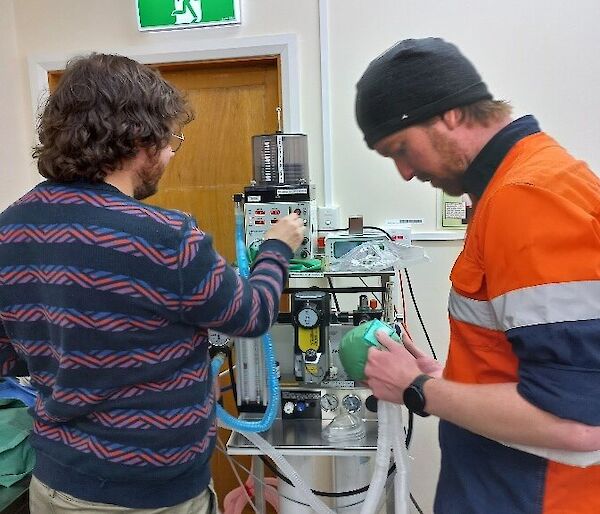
[210,202,279,432]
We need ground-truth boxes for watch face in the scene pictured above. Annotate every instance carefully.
[403,386,425,412]
[297,307,319,328]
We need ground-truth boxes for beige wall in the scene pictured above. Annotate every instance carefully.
[3,0,600,511]
[329,0,600,230]
[0,0,36,209]
[12,0,326,203]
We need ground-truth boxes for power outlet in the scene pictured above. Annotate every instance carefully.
[317,206,341,230]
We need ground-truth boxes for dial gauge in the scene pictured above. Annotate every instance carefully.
[297,307,319,328]
[342,394,362,414]
[320,393,339,412]
[208,330,231,347]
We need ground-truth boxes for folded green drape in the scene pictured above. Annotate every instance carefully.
[0,399,35,488]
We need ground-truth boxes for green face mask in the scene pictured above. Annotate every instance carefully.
[338,319,401,381]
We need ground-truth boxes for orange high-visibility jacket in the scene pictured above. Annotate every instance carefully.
[436,125,600,513]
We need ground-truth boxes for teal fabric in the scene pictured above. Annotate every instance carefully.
[0,400,35,487]
[339,320,400,380]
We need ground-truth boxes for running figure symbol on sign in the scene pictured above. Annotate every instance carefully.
[171,0,202,24]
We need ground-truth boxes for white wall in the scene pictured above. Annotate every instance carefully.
[0,0,36,209]
[12,0,326,200]
[329,0,600,231]
[3,1,600,512]
[327,3,600,508]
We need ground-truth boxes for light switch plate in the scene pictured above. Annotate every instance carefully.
[317,206,341,230]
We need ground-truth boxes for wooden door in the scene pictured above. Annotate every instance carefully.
[153,57,281,262]
[49,57,281,262]
[154,58,281,512]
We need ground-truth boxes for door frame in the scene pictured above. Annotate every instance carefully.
[27,33,300,134]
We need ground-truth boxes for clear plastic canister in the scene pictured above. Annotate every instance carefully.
[252,133,309,185]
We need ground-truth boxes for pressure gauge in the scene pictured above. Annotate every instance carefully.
[283,401,295,415]
[208,330,231,347]
[296,306,320,328]
[342,394,362,414]
[320,393,339,412]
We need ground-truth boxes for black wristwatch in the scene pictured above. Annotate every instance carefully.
[403,374,433,417]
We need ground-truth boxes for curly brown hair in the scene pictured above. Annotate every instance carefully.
[33,53,194,183]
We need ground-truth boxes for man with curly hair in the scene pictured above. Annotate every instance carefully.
[0,53,304,513]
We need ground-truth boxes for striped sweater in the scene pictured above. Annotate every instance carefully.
[0,180,291,508]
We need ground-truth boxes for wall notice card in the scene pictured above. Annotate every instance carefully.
[438,192,471,229]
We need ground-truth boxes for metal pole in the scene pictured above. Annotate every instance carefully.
[252,455,266,513]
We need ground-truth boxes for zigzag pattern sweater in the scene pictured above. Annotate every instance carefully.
[0,180,292,508]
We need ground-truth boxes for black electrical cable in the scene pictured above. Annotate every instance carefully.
[260,446,424,510]
[403,268,437,360]
[363,225,395,241]
[326,276,341,312]
[319,225,396,242]
[391,260,428,514]
[258,454,397,498]
[275,223,426,510]
[226,347,239,412]
[411,493,425,514]
[404,410,426,513]
[256,410,417,500]
[405,409,414,448]
[359,276,381,306]
[322,224,437,362]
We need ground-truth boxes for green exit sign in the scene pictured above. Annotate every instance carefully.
[136,0,240,31]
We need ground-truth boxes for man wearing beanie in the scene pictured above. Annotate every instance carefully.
[357,38,600,513]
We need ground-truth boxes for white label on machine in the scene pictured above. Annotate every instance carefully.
[289,271,324,278]
[277,134,285,184]
[277,188,307,196]
[247,195,261,202]
[322,380,355,388]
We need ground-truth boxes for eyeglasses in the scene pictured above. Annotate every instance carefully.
[169,132,185,153]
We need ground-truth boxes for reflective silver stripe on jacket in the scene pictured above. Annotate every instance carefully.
[491,280,600,331]
[449,280,600,331]
[448,288,500,331]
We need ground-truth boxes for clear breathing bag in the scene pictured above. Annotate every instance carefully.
[329,240,429,272]
[322,412,366,443]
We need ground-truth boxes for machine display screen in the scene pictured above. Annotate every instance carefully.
[333,240,385,259]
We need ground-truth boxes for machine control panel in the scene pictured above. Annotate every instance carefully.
[280,386,377,421]
[281,390,322,419]
[244,132,314,259]
[244,198,317,260]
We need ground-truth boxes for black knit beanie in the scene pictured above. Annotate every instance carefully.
[355,38,492,148]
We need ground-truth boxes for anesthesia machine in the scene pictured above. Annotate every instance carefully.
[212,121,422,514]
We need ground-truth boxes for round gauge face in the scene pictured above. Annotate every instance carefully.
[208,330,231,347]
[297,307,319,328]
[320,393,339,412]
[283,401,295,415]
[342,394,362,414]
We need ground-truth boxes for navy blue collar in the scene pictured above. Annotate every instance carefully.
[40,179,128,197]
[463,115,540,199]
